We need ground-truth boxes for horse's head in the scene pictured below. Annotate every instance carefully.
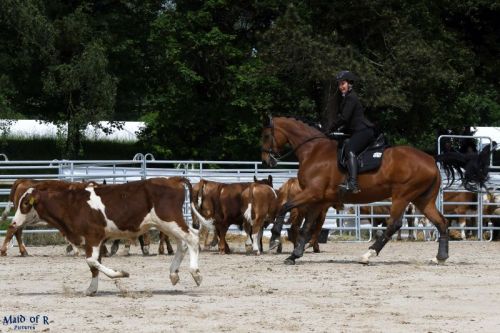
[261,116,287,168]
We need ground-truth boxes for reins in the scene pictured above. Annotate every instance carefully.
[271,135,328,161]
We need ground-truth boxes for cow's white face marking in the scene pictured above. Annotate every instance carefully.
[12,188,40,228]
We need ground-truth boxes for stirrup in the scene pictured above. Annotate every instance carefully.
[338,181,360,194]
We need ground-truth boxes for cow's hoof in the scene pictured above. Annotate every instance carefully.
[0,251,6,257]
[120,271,130,278]
[170,272,180,286]
[284,257,295,265]
[276,243,282,254]
[142,246,150,256]
[20,251,29,257]
[190,269,202,286]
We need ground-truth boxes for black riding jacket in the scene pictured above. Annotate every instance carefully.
[334,90,374,133]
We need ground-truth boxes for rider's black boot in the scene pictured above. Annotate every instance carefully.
[339,151,360,194]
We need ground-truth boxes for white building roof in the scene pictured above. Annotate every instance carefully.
[0,120,144,142]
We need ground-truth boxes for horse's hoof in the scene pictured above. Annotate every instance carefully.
[85,289,97,297]
[120,271,130,278]
[284,257,295,265]
[357,256,370,265]
[20,252,29,257]
[0,251,6,257]
[170,272,180,285]
[429,257,447,265]
[276,243,282,254]
[358,249,376,265]
[269,240,280,251]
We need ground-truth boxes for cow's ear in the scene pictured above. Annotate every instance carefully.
[268,175,273,186]
[254,175,257,182]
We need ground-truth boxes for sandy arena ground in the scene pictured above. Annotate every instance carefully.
[1,238,500,333]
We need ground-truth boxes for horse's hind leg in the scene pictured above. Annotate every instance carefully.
[414,200,449,263]
[359,199,408,264]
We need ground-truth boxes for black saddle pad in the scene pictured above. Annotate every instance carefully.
[338,134,390,173]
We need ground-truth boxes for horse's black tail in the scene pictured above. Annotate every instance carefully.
[435,143,496,192]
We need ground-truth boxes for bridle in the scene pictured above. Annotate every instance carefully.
[262,117,327,163]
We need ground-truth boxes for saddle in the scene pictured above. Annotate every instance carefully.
[337,134,390,173]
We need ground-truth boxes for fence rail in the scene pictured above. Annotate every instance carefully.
[1,151,500,242]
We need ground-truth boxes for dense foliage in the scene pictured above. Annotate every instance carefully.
[1,0,499,159]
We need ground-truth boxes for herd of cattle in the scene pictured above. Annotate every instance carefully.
[1,176,500,295]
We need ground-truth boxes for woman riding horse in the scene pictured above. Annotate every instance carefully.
[331,70,375,194]
[261,115,492,265]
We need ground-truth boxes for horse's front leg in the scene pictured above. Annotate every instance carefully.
[284,206,321,265]
[270,189,323,250]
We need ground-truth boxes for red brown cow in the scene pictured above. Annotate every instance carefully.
[1,179,101,256]
[442,191,476,240]
[190,176,273,254]
[483,191,500,240]
[416,192,476,240]
[11,177,201,296]
[241,182,279,254]
[190,181,219,250]
[275,178,329,253]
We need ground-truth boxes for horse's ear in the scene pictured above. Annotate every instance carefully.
[268,175,273,187]
[254,175,257,182]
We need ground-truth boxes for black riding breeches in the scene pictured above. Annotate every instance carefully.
[345,128,375,155]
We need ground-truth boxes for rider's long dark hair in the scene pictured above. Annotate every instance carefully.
[436,142,496,192]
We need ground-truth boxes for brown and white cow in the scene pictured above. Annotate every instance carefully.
[190,176,273,254]
[241,182,279,254]
[11,177,201,296]
[1,179,101,256]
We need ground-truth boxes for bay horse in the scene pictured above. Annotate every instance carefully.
[261,116,491,265]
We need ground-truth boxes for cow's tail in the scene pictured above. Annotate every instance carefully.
[435,143,496,192]
[188,179,215,231]
[175,177,199,235]
[178,176,193,199]
[0,202,12,222]
[244,183,255,225]
[1,178,26,222]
